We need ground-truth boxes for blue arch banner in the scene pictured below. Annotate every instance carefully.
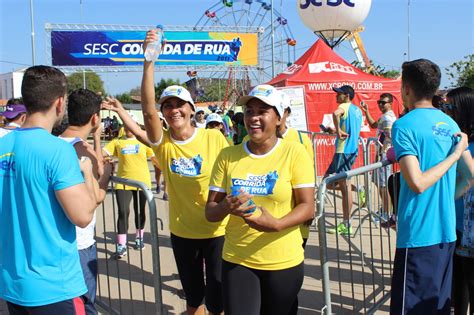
[51,30,258,67]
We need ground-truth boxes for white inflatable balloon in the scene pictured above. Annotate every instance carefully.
[297,0,372,40]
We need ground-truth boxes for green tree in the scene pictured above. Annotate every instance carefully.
[195,78,227,102]
[351,60,400,78]
[115,93,133,104]
[154,78,182,101]
[446,55,474,88]
[67,71,105,95]
[195,77,249,103]
[379,69,400,79]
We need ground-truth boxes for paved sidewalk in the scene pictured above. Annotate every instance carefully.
[1,184,394,314]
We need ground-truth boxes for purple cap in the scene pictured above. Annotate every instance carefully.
[1,104,27,119]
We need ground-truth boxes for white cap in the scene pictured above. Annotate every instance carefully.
[206,113,223,125]
[157,85,195,111]
[238,84,288,118]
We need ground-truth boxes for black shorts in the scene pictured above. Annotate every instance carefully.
[390,242,455,314]
[170,233,224,313]
[387,172,401,215]
[7,296,86,315]
[222,260,304,315]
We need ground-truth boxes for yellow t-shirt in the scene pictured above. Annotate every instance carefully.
[152,128,229,239]
[103,137,154,190]
[283,127,315,239]
[336,102,350,153]
[210,139,315,270]
[243,127,314,161]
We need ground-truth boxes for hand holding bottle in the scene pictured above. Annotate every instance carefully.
[230,187,257,215]
[144,25,164,62]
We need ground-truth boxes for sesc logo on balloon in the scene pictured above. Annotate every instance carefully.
[297,0,372,43]
[300,0,356,9]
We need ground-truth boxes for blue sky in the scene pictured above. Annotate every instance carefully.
[1,0,473,95]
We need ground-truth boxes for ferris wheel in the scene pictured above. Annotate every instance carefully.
[193,0,297,107]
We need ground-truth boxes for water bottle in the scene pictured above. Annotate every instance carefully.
[231,186,257,214]
[144,25,164,62]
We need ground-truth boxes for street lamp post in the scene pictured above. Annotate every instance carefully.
[80,0,86,88]
[407,0,411,61]
[270,0,275,78]
[29,0,36,65]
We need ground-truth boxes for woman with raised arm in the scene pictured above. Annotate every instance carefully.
[140,29,229,315]
[205,85,315,315]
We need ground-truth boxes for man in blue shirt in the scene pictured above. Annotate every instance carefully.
[0,66,98,314]
[390,59,471,314]
[325,85,363,236]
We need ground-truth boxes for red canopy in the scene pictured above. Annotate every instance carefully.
[268,40,402,134]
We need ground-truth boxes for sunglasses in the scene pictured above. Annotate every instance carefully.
[377,100,391,105]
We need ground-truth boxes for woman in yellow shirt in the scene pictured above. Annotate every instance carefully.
[205,85,315,315]
[140,30,229,315]
[103,124,155,258]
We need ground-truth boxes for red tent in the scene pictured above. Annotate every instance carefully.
[267,40,402,135]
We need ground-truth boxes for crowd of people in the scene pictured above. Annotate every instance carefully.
[0,30,473,315]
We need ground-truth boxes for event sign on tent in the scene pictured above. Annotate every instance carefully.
[267,40,402,135]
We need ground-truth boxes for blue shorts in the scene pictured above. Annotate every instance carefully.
[7,296,86,315]
[79,244,98,315]
[324,153,358,177]
[390,242,455,314]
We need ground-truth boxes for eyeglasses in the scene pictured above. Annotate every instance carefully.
[377,100,391,106]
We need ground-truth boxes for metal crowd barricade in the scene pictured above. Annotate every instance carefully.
[364,137,381,166]
[362,138,399,227]
[310,131,337,184]
[299,131,368,183]
[348,137,383,232]
[316,160,396,314]
[95,176,164,315]
[298,131,369,216]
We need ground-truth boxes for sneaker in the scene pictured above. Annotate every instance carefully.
[115,244,127,259]
[163,192,168,201]
[372,209,385,223]
[379,211,389,222]
[155,186,161,194]
[372,213,380,223]
[327,223,352,236]
[357,187,366,207]
[380,216,397,230]
[134,238,145,250]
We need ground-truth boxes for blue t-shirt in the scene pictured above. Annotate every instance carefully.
[392,108,460,248]
[455,142,474,231]
[0,128,87,306]
[335,103,363,154]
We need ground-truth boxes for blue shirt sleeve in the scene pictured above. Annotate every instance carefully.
[50,141,85,191]
[392,123,418,161]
